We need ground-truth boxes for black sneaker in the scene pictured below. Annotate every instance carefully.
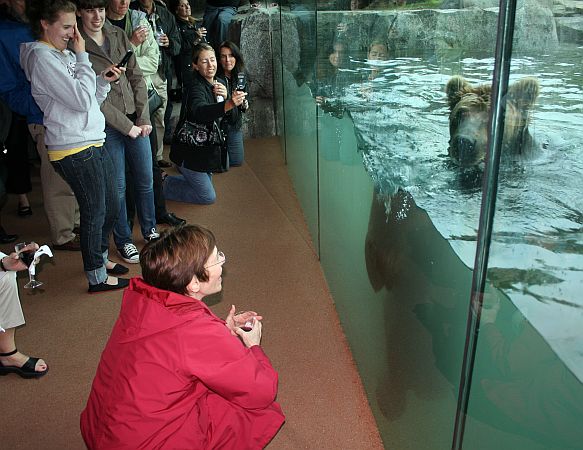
[157,212,186,227]
[118,243,140,264]
[144,228,160,243]
[88,277,129,294]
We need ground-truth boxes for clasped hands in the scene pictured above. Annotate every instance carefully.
[225,305,262,347]
[128,124,152,139]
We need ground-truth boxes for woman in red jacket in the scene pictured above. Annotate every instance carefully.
[80,224,285,449]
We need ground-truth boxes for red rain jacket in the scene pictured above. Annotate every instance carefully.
[80,277,285,449]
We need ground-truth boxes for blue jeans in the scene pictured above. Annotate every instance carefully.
[51,146,118,285]
[226,123,244,167]
[163,164,216,205]
[105,126,156,246]
[203,5,237,48]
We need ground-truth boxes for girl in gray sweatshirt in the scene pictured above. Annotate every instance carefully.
[20,0,130,293]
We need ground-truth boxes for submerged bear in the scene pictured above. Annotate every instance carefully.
[445,76,540,167]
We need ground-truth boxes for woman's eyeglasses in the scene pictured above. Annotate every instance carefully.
[205,251,226,268]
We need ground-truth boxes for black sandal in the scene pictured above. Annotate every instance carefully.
[0,348,49,379]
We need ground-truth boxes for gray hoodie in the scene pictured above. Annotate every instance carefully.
[20,41,110,152]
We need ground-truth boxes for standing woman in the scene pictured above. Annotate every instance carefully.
[171,0,206,95]
[217,40,248,168]
[165,43,246,205]
[20,0,128,293]
[75,0,160,266]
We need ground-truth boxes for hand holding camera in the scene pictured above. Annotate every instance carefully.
[104,50,133,79]
[102,65,124,83]
[231,90,247,107]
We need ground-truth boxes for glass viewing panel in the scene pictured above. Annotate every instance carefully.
[274,0,583,448]
[312,3,500,447]
[280,0,320,246]
[462,28,583,450]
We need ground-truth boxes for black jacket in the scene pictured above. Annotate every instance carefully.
[218,73,248,129]
[130,0,181,81]
[175,17,204,83]
[185,71,227,124]
[170,71,228,172]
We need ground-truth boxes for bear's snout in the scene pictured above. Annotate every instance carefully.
[450,136,478,166]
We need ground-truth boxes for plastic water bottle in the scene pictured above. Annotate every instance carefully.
[155,24,164,46]
[214,82,224,103]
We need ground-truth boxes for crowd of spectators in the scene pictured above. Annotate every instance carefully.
[1,0,282,446]
[0,0,390,445]
[0,0,254,284]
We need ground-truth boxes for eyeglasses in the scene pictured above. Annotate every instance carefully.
[205,250,226,268]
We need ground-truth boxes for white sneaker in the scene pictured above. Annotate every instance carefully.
[118,243,140,264]
[145,228,160,243]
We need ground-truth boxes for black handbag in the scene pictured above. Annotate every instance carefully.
[148,88,163,115]
[169,93,225,173]
[173,120,224,148]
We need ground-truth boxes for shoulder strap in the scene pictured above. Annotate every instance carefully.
[177,89,191,124]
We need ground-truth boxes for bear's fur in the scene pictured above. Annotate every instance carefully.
[445,75,539,167]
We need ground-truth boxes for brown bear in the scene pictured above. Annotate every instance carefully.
[445,75,540,167]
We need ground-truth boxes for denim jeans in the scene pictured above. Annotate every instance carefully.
[51,146,118,285]
[105,126,156,246]
[226,123,244,167]
[163,164,216,204]
[203,5,237,48]
[126,126,168,224]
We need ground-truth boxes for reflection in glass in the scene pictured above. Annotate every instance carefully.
[275,1,583,447]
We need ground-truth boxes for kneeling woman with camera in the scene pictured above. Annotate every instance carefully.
[217,40,249,168]
[165,43,246,205]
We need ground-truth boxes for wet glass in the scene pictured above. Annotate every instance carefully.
[281,0,319,245]
[461,36,583,450]
[274,0,583,447]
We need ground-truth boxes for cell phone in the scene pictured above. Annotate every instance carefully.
[105,50,134,77]
[236,72,246,91]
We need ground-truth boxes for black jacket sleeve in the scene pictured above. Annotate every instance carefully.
[187,76,227,124]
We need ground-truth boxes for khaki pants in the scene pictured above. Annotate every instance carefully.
[0,260,24,331]
[28,124,79,245]
[150,72,168,162]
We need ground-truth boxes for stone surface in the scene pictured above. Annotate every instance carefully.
[241,97,276,138]
[235,9,300,137]
[555,16,583,43]
[318,7,558,54]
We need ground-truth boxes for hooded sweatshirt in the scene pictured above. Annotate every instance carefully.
[80,277,285,450]
[20,42,110,154]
